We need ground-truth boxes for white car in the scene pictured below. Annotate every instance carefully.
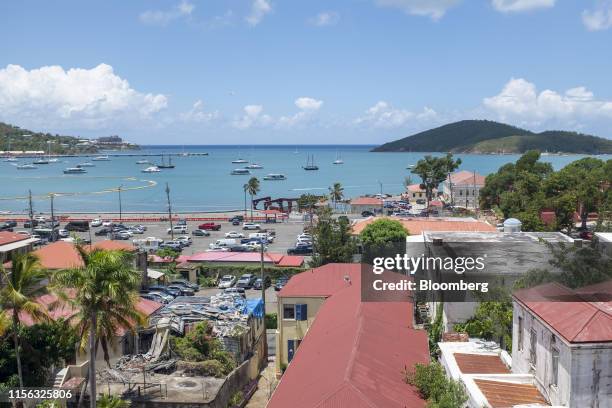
[102,220,113,227]
[207,245,230,252]
[34,215,47,222]
[58,229,70,238]
[176,235,192,246]
[218,275,237,289]
[90,218,102,227]
[242,222,261,230]
[244,241,267,251]
[168,225,188,234]
[225,231,244,238]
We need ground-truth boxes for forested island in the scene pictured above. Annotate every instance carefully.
[372,120,612,154]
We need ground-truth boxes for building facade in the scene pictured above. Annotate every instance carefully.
[442,170,485,209]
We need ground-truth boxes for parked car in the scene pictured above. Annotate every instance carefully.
[287,245,313,255]
[95,227,112,236]
[65,221,89,232]
[146,291,174,303]
[159,241,182,251]
[23,220,39,228]
[113,231,132,240]
[90,218,102,227]
[198,222,221,231]
[102,220,113,227]
[218,275,237,289]
[253,276,271,290]
[176,235,192,246]
[229,245,250,252]
[192,229,210,237]
[225,231,244,238]
[415,199,426,205]
[235,274,257,289]
[167,225,188,234]
[170,279,200,291]
[3,220,17,228]
[207,245,230,252]
[361,211,375,217]
[0,223,14,232]
[58,229,70,238]
[223,287,246,297]
[274,277,289,291]
[129,226,145,234]
[141,293,170,304]
[34,215,47,222]
[177,218,187,226]
[148,285,181,297]
[228,215,245,223]
[243,241,267,251]
[242,222,261,230]
[168,285,194,296]
[232,219,241,226]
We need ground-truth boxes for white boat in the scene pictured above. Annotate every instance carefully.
[77,162,95,167]
[406,164,415,169]
[232,158,248,164]
[92,155,110,161]
[141,166,161,173]
[3,157,18,162]
[333,151,344,164]
[231,168,251,175]
[33,157,49,164]
[245,163,263,169]
[16,164,37,170]
[263,173,286,180]
[63,167,87,174]
[48,158,59,163]
[136,159,150,164]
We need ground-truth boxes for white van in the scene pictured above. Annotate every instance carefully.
[168,225,188,234]
[248,232,273,242]
[211,238,237,248]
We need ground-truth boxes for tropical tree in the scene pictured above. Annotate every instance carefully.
[0,253,50,388]
[328,182,344,209]
[411,153,461,209]
[97,395,130,408]
[52,247,143,408]
[246,177,260,221]
[309,207,356,267]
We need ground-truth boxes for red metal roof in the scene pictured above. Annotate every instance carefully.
[513,281,612,343]
[275,255,304,267]
[187,252,275,263]
[448,170,486,186]
[278,263,361,298]
[454,353,510,374]
[34,241,83,270]
[268,264,430,408]
[474,379,549,408]
[350,196,382,206]
[0,231,29,246]
[351,217,496,235]
[91,240,136,252]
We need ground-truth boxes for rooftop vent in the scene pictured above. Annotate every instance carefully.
[503,218,522,233]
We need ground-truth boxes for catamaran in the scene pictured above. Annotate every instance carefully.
[303,154,319,171]
[92,155,110,161]
[245,163,263,169]
[16,163,37,170]
[333,152,344,165]
[263,173,287,180]
[77,162,95,167]
[231,168,251,175]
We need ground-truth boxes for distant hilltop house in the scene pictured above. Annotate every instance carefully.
[443,170,486,209]
[93,135,138,148]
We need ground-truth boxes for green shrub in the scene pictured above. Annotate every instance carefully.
[199,276,217,287]
[227,390,244,407]
[177,360,226,378]
[265,313,277,329]
[405,362,467,408]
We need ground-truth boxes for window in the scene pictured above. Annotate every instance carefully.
[518,316,523,351]
[295,304,308,321]
[529,329,537,367]
[283,304,295,319]
[551,336,559,386]
[459,190,463,196]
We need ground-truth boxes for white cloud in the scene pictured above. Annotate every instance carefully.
[491,0,555,13]
[246,0,272,26]
[232,104,273,129]
[0,64,167,129]
[355,101,437,128]
[139,0,195,26]
[375,0,460,20]
[582,1,612,31]
[180,100,219,122]
[295,97,323,111]
[309,11,340,26]
[483,78,612,126]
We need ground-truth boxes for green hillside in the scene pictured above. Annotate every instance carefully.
[371,120,612,154]
[0,122,97,154]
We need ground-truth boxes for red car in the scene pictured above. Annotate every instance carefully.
[198,222,221,231]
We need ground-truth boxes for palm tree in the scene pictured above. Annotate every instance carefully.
[0,253,50,388]
[243,183,249,219]
[329,182,344,209]
[246,177,260,221]
[52,247,143,408]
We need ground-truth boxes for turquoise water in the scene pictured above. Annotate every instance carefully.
[0,145,609,213]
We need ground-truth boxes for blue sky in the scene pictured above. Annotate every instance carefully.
[1,0,612,144]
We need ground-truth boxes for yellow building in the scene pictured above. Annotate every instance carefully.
[275,263,361,372]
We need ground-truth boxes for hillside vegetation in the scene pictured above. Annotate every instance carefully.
[0,122,97,154]
[372,120,612,154]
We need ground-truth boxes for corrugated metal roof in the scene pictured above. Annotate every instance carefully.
[447,170,486,186]
[0,231,30,247]
[350,196,382,205]
[187,252,275,263]
[351,217,496,235]
[268,264,429,408]
[474,379,549,407]
[278,263,361,298]
[513,281,612,343]
[454,353,510,374]
[276,255,304,267]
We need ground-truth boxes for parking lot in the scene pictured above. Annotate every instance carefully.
[66,218,310,257]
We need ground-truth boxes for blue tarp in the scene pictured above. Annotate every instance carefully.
[243,298,264,318]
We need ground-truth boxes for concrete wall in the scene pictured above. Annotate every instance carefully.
[512,302,612,407]
[276,296,326,370]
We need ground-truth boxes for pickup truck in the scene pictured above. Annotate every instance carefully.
[198,222,222,231]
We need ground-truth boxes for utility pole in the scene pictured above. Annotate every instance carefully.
[378,181,383,215]
[118,185,123,223]
[166,183,174,240]
[50,193,56,241]
[28,190,34,234]
[260,241,268,358]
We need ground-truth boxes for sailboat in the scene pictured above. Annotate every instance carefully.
[303,154,319,171]
[232,148,248,163]
[3,139,18,162]
[157,154,175,169]
[46,141,58,162]
[333,151,344,165]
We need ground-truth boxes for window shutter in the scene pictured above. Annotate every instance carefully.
[296,304,307,321]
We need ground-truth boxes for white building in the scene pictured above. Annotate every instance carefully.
[443,170,485,209]
[512,281,612,407]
